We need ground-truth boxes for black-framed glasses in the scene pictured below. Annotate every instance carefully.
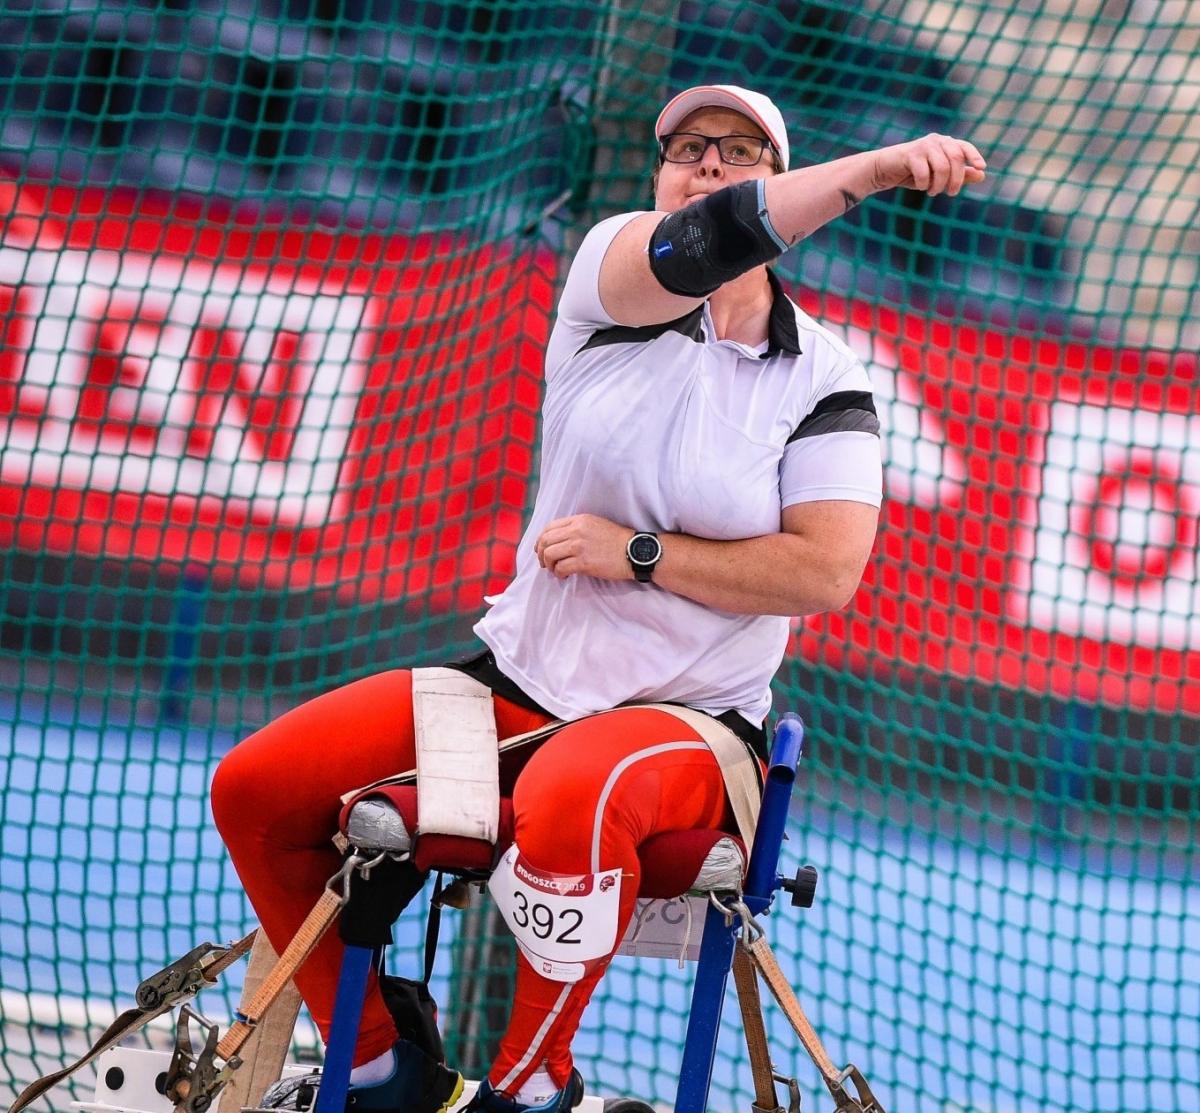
[659,132,774,167]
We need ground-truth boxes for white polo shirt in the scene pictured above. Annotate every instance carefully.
[475,211,882,726]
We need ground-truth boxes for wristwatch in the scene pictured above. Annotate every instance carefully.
[626,531,663,583]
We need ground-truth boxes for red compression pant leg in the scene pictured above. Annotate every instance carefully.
[488,707,736,1096]
[210,669,551,1066]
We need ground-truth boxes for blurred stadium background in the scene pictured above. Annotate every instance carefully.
[0,2,1197,1112]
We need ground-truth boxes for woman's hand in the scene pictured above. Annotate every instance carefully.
[870,133,987,197]
[535,514,634,581]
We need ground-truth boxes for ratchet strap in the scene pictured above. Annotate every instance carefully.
[732,946,787,1113]
[216,934,303,1113]
[735,925,886,1113]
[6,932,256,1113]
[217,887,342,1062]
[168,875,350,1113]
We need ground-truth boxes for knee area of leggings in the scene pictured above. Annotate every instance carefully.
[513,779,647,872]
[209,743,263,834]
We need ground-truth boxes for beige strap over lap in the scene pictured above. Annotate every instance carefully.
[639,703,762,848]
[341,695,761,851]
[410,667,500,843]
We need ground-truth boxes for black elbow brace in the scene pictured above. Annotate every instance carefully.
[648,179,790,298]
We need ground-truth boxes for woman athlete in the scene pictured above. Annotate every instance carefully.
[212,83,985,1113]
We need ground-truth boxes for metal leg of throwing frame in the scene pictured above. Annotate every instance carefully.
[313,944,374,1113]
[673,713,804,1113]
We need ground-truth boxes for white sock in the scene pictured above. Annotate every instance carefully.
[349,1047,395,1087]
[513,1067,558,1107]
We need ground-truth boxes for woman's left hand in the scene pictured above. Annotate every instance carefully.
[535,514,634,581]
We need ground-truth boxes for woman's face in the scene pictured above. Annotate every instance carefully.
[653,106,778,213]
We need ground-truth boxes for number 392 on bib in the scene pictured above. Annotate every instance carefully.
[487,844,623,982]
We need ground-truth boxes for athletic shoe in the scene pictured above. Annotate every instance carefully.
[259,1071,321,1112]
[462,1069,584,1113]
[258,1040,464,1113]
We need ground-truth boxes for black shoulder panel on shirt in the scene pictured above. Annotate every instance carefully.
[576,306,704,355]
[786,390,880,443]
[764,270,802,356]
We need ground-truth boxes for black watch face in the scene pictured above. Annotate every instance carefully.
[629,534,661,564]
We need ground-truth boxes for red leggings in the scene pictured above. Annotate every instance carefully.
[210,669,736,1095]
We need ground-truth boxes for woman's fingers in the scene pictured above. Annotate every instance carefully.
[535,518,573,566]
[934,135,963,195]
[926,141,953,195]
[540,538,577,577]
[904,145,932,191]
[888,134,987,195]
[535,513,630,581]
[947,136,987,194]
[960,138,988,172]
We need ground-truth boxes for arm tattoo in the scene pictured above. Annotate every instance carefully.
[788,188,864,245]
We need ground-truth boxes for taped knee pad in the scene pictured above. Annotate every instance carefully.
[649,178,789,298]
[345,797,413,855]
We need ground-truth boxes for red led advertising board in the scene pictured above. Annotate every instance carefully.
[0,180,551,609]
[1,181,1197,713]
[791,293,1200,715]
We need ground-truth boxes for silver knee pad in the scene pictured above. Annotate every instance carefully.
[345,798,412,855]
[690,836,746,893]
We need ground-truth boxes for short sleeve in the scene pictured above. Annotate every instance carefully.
[779,356,883,509]
[544,212,649,382]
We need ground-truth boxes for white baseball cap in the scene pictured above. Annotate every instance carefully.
[655,84,790,171]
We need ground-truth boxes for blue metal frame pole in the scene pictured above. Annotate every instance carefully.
[673,715,804,1113]
[314,943,375,1113]
[745,715,803,901]
[673,904,739,1113]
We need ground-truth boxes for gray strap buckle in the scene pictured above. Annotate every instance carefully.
[828,1065,885,1113]
[165,1003,242,1113]
[134,942,223,1011]
[707,890,765,945]
[751,1072,803,1113]
[325,849,390,905]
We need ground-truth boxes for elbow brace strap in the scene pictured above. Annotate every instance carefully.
[648,178,790,298]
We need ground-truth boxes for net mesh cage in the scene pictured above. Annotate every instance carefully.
[0,3,1197,1113]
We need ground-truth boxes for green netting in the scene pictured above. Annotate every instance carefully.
[1,3,1197,1113]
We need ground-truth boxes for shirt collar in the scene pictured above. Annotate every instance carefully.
[764,269,802,357]
[694,270,804,358]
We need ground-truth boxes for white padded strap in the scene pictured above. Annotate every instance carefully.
[410,666,500,843]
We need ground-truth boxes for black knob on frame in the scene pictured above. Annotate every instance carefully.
[781,864,819,907]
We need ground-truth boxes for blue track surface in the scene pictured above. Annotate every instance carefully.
[2,698,1197,1113]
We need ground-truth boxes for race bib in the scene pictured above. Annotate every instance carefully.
[488,845,623,982]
